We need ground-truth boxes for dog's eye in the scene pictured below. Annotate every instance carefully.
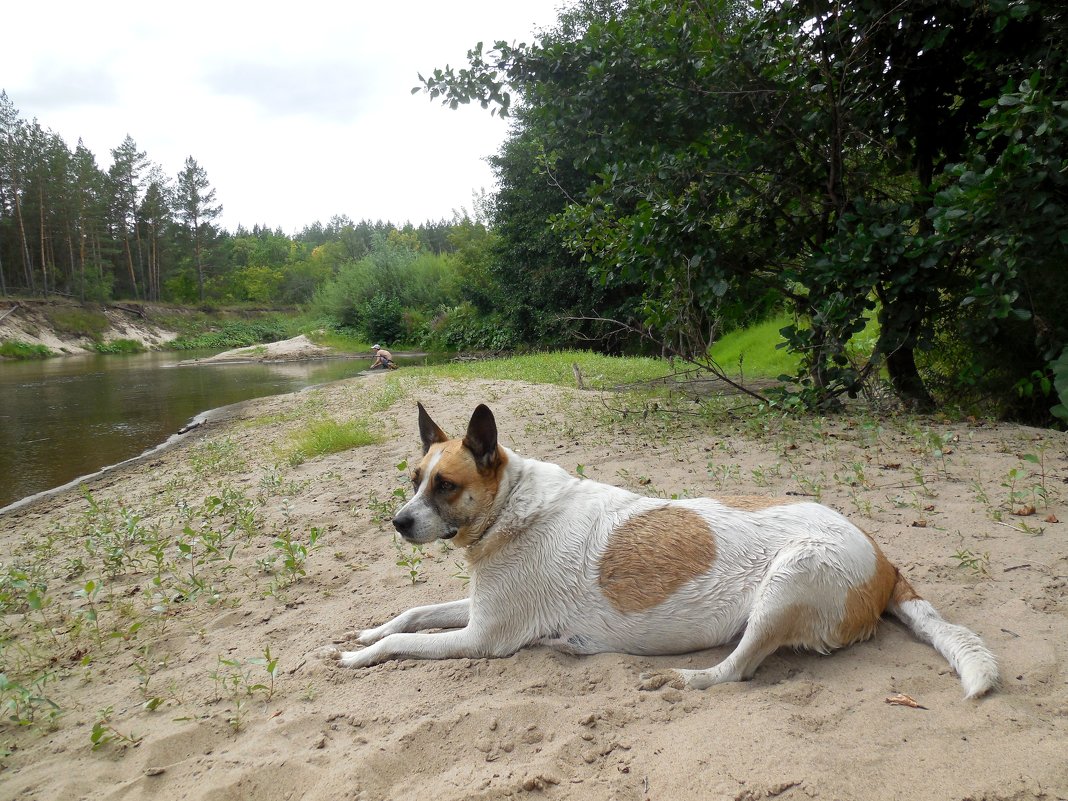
[411,471,421,487]
[437,478,456,493]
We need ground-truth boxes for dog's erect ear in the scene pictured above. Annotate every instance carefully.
[463,404,500,471]
[417,402,449,454]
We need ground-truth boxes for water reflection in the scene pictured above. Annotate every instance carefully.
[0,352,401,509]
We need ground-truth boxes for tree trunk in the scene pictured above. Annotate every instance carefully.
[123,232,140,299]
[884,343,934,411]
[77,214,87,301]
[14,192,35,293]
[194,219,205,302]
[67,233,76,298]
[877,293,936,412]
[39,188,49,295]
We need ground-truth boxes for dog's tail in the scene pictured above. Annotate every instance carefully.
[885,573,999,698]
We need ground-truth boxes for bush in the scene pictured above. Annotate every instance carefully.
[93,338,145,354]
[43,307,109,339]
[425,303,519,351]
[167,319,292,351]
[76,269,115,302]
[307,233,462,333]
[362,295,405,344]
[0,339,54,359]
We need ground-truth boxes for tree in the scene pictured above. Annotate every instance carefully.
[418,0,1066,415]
[109,135,149,298]
[139,166,174,302]
[0,93,35,293]
[175,156,222,302]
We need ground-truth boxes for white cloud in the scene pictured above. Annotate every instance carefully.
[1,1,560,232]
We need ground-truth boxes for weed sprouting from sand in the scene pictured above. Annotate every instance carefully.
[0,670,62,729]
[394,539,425,585]
[451,560,470,589]
[89,706,142,751]
[209,648,279,732]
[271,526,323,584]
[793,470,825,501]
[707,461,740,490]
[952,547,991,577]
[190,438,248,476]
[368,460,410,527]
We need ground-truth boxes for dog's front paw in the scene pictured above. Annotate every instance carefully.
[331,629,363,644]
[356,625,390,646]
[312,645,342,662]
[337,648,380,669]
[638,670,685,691]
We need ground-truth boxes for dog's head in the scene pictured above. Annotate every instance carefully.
[392,403,508,546]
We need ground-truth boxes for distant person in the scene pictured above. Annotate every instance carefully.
[370,344,396,370]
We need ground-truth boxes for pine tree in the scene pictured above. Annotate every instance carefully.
[109,135,148,299]
[175,156,222,302]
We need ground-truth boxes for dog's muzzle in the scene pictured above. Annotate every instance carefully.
[391,510,458,543]
[392,511,416,538]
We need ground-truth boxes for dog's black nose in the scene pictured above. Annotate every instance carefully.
[392,512,414,537]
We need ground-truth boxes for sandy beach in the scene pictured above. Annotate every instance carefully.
[1,372,1066,800]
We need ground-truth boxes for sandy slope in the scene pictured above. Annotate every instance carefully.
[1,375,1066,801]
[0,301,178,354]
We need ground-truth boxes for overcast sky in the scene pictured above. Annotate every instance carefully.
[2,1,562,234]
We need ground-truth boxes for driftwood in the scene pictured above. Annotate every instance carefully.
[0,303,20,324]
[113,304,147,319]
[572,363,586,390]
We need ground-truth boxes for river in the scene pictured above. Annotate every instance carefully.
[0,351,407,510]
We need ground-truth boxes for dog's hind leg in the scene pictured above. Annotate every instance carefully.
[670,601,821,689]
[641,557,842,691]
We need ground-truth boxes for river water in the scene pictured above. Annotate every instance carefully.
[0,352,399,510]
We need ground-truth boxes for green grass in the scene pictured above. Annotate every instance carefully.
[418,350,669,388]
[304,328,372,353]
[287,418,380,465]
[166,319,294,351]
[0,339,54,359]
[709,314,802,380]
[93,338,145,354]
[43,307,109,339]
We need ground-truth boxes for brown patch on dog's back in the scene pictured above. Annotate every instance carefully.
[718,495,805,512]
[598,507,717,613]
[836,537,899,646]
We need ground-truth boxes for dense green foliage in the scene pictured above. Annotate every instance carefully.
[420,0,1067,421]
[92,338,145,355]
[166,319,296,351]
[0,339,52,359]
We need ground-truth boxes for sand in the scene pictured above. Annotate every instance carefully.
[1,374,1066,801]
[177,335,335,365]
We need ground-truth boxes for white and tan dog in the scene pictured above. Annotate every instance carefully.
[326,403,998,697]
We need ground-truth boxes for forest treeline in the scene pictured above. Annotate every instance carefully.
[3,0,1068,423]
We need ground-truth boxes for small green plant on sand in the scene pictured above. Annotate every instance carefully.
[368,460,410,527]
[394,539,425,585]
[952,548,990,577]
[90,706,142,751]
[272,526,323,585]
[209,649,278,732]
[0,671,62,729]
